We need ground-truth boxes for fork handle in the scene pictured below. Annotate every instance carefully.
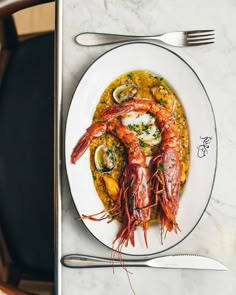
[75,32,160,46]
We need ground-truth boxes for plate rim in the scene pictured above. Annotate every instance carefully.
[65,41,218,256]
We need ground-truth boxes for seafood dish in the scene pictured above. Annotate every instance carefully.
[71,70,190,251]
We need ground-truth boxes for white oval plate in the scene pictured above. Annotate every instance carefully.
[65,43,217,256]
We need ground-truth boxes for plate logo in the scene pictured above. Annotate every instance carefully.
[197,136,212,158]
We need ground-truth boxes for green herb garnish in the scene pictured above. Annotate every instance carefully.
[128,123,151,135]
[139,139,148,148]
[159,99,168,105]
[158,163,165,171]
[127,72,134,80]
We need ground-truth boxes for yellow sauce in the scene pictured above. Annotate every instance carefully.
[89,70,190,215]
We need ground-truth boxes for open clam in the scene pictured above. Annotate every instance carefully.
[94,144,115,172]
[113,84,138,103]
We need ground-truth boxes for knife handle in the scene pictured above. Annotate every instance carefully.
[61,254,145,268]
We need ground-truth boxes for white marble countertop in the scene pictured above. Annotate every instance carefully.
[56,0,236,294]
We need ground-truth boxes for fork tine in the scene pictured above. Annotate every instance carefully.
[186,30,214,35]
[187,37,215,43]
[187,34,215,40]
[186,30,215,46]
[187,41,215,46]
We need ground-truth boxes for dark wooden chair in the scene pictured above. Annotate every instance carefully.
[0,0,54,292]
[0,280,37,295]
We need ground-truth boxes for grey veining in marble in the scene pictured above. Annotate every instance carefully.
[58,0,236,294]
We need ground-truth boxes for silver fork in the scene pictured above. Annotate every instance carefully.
[75,30,215,47]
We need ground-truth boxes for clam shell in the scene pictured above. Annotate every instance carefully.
[113,84,138,103]
[94,144,115,172]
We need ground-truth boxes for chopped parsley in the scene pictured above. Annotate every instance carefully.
[128,123,150,135]
[105,149,115,162]
[92,173,96,180]
[153,129,161,139]
[158,163,165,171]
[127,72,134,80]
[139,139,148,148]
[159,99,168,105]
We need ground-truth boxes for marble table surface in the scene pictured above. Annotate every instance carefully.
[56,0,236,294]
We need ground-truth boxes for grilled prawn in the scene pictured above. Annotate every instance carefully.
[71,121,151,249]
[101,98,181,234]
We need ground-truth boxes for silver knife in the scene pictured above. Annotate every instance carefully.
[61,254,227,271]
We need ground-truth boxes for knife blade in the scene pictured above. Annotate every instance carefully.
[61,254,227,271]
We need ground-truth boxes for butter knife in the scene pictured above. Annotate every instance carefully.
[61,254,227,271]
